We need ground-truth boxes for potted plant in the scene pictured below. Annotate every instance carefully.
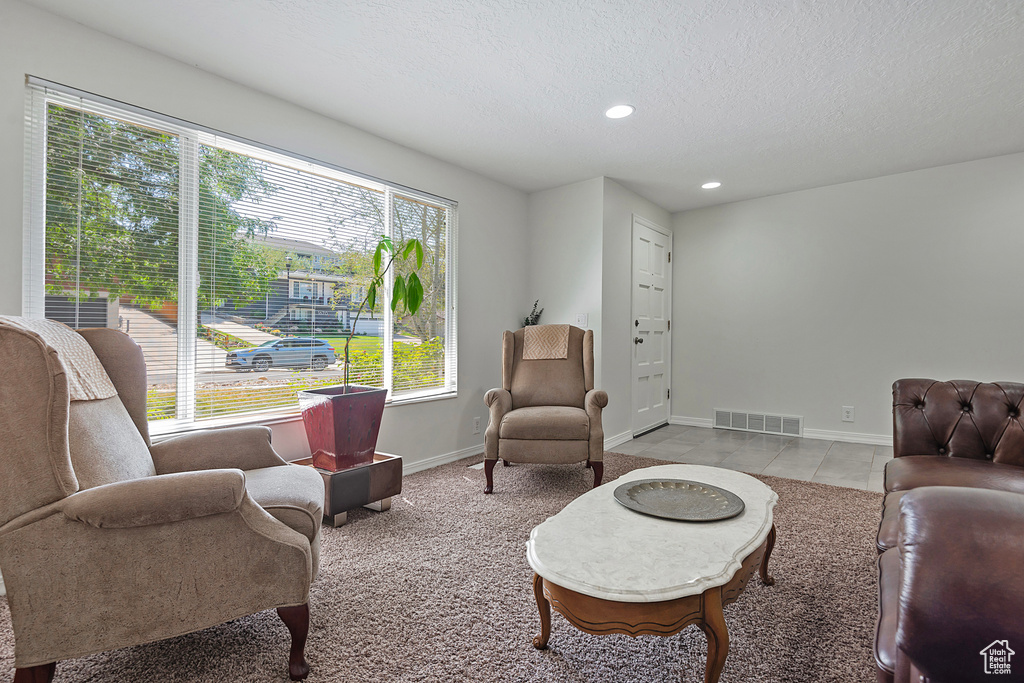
[299,236,425,471]
[523,299,543,326]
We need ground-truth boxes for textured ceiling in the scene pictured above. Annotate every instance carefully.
[21,0,1024,212]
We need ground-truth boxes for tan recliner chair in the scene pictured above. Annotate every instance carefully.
[483,325,608,493]
[0,317,324,682]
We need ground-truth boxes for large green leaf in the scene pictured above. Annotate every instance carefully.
[372,242,383,274]
[414,239,424,269]
[401,239,417,260]
[406,272,423,314]
[366,283,377,311]
[392,275,406,312]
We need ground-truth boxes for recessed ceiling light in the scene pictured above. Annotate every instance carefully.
[701,181,722,190]
[605,104,635,119]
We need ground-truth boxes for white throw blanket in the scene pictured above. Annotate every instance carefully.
[1,316,117,401]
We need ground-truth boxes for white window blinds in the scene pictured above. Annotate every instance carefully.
[24,79,458,434]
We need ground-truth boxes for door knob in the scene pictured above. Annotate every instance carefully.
[634,337,644,344]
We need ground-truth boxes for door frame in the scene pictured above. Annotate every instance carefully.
[630,214,673,436]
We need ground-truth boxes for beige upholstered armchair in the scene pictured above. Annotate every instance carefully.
[0,317,324,682]
[483,325,608,493]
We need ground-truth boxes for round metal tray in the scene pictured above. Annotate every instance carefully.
[612,479,745,522]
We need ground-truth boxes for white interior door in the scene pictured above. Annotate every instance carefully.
[631,216,672,435]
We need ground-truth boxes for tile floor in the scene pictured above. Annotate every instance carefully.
[612,424,889,492]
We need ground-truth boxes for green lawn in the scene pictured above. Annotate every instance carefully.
[146,334,438,421]
[319,336,384,355]
[147,374,366,421]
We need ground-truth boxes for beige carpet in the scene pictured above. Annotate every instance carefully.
[0,454,883,682]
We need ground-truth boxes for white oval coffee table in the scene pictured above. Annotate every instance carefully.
[527,464,778,682]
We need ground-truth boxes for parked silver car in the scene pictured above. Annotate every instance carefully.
[226,337,336,372]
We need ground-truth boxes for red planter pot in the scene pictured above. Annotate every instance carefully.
[298,385,388,471]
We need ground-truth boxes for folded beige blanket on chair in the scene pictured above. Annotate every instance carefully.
[523,324,570,360]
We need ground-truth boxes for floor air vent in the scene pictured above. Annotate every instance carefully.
[714,409,803,437]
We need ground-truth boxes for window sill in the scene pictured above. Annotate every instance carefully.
[149,388,458,442]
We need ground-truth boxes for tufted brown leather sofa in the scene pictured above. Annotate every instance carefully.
[874,379,1024,682]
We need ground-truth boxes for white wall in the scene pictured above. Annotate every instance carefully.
[0,0,530,468]
[526,177,604,383]
[525,177,672,444]
[526,177,604,323]
[602,179,671,442]
[671,152,1024,440]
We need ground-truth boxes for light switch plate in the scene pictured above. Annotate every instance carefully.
[575,313,588,327]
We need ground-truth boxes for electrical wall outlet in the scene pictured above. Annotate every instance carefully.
[841,406,855,423]
[472,417,481,434]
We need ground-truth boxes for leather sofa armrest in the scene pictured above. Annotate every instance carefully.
[150,425,288,474]
[897,486,1024,682]
[483,388,511,461]
[62,469,245,528]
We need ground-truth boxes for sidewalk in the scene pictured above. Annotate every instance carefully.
[203,316,279,346]
[120,306,228,383]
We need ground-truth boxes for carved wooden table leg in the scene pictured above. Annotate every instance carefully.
[699,588,730,683]
[759,524,776,586]
[532,573,552,649]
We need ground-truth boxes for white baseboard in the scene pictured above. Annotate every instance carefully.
[801,428,891,446]
[604,430,633,450]
[392,430,652,476]
[397,431,635,474]
[669,415,890,446]
[393,444,482,475]
[670,415,713,428]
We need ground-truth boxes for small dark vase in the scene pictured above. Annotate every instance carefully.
[298,385,388,471]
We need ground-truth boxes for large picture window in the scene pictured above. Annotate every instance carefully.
[24,80,458,434]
